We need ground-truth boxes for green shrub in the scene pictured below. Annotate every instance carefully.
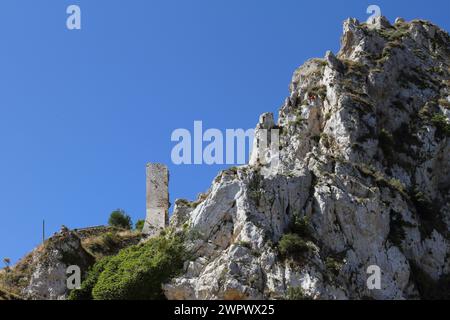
[278,234,313,260]
[320,133,331,148]
[68,257,112,300]
[108,209,132,230]
[309,85,327,100]
[237,241,252,249]
[378,25,409,42]
[311,58,327,68]
[228,167,239,175]
[325,257,342,276]
[90,233,186,300]
[410,188,446,238]
[290,215,311,239]
[286,286,311,300]
[431,114,450,138]
[388,178,406,194]
[135,219,145,231]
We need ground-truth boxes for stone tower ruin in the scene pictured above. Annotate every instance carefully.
[142,163,169,235]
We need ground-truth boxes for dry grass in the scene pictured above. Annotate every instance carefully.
[81,229,143,259]
[0,286,20,300]
[438,98,450,109]
[0,249,37,298]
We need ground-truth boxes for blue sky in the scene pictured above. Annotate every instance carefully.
[0,0,448,263]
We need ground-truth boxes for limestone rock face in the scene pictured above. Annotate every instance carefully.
[164,17,450,300]
[1,227,144,300]
[23,231,95,300]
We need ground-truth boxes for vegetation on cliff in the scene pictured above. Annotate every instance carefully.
[69,230,187,300]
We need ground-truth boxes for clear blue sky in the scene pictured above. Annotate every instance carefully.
[0,0,448,263]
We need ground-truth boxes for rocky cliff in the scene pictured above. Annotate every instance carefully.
[0,227,142,300]
[164,16,450,300]
[2,16,449,300]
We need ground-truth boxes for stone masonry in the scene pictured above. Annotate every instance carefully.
[143,163,169,235]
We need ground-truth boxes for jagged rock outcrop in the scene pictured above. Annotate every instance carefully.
[2,16,449,301]
[0,227,142,300]
[164,17,450,300]
[22,230,95,300]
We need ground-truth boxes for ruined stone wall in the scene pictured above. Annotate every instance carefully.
[143,163,169,234]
